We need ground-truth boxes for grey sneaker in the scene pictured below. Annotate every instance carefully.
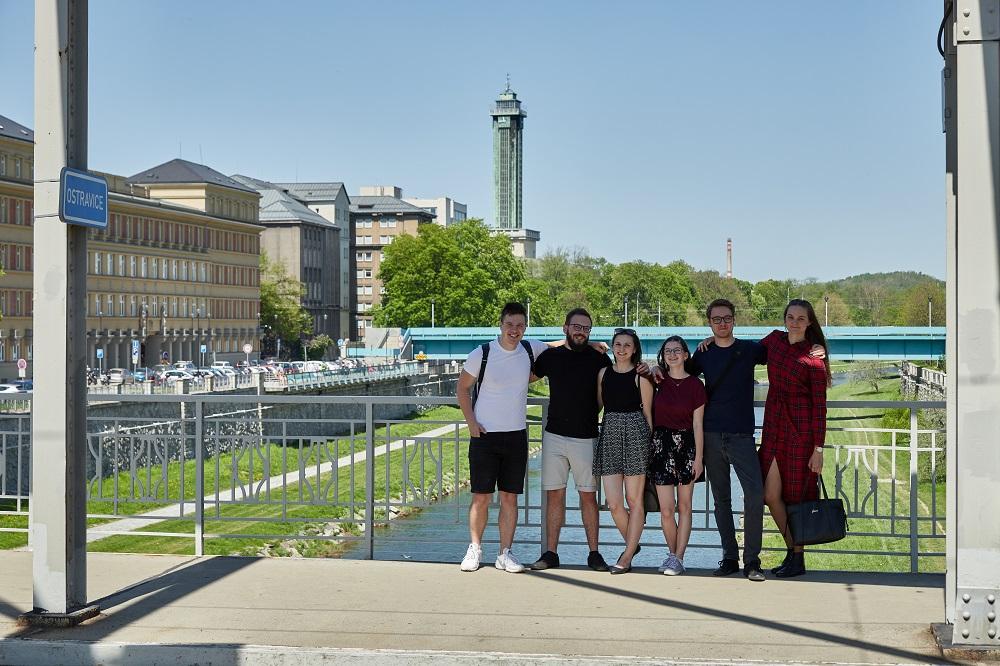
[658,556,673,573]
[663,554,685,576]
[495,547,526,573]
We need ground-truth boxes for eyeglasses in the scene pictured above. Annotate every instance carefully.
[613,328,636,335]
[569,324,592,333]
[709,316,735,325]
[663,347,686,356]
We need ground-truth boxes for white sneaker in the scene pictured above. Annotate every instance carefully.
[460,543,482,572]
[663,554,685,576]
[658,556,673,573]
[495,547,526,573]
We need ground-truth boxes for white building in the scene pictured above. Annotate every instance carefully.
[403,196,467,227]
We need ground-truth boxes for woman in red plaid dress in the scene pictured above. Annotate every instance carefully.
[759,299,831,578]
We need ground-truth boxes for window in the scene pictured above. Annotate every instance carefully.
[200,262,207,282]
[0,197,6,223]
[171,298,178,317]
[382,218,397,228]
[130,295,137,317]
[15,292,22,315]
[151,297,158,317]
[12,340,19,360]
[118,255,125,276]
[15,246,23,270]
[380,235,391,244]
[172,260,178,280]
[130,255,137,277]
[15,201,22,224]
[94,252,102,275]
[0,341,5,361]
[27,343,32,361]
[94,295,100,317]
[182,299,188,317]
[118,294,125,317]
[141,256,147,278]
[106,295,113,318]
[107,253,114,275]
[181,261,188,281]
[14,157,22,179]
[0,155,5,176]
[161,259,168,280]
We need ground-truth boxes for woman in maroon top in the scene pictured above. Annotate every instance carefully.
[649,336,706,576]
[759,299,831,578]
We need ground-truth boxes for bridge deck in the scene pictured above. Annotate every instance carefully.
[0,551,944,664]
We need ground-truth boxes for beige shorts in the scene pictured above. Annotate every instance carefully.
[541,431,598,492]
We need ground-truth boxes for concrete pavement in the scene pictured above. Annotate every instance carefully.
[0,551,947,665]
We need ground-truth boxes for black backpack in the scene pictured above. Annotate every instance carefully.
[472,340,535,406]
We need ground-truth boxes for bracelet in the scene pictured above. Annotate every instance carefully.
[814,446,824,453]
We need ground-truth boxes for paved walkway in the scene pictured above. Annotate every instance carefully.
[0,551,946,665]
[86,421,465,543]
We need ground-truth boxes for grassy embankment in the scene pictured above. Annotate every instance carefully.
[2,385,549,556]
[756,376,945,573]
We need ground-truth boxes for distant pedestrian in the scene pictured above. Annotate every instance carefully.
[759,299,831,578]
[649,336,705,576]
[594,328,654,574]
[456,302,550,573]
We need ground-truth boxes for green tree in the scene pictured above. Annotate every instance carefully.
[259,252,312,356]
[373,219,525,327]
[896,281,945,326]
[306,334,335,360]
[523,247,610,326]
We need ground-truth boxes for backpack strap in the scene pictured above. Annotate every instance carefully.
[705,340,743,398]
[519,339,535,367]
[472,342,491,407]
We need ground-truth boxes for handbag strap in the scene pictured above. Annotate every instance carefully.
[705,340,743,398]
[800,472,828,503]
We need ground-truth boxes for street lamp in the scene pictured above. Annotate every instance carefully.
[526,297,531,327]
[824,295,830,327]
[431,298,435,328]
[928,296,933,327]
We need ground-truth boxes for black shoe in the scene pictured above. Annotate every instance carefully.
[744,561,766,582]
[531,550,560,570]
[712,558,740,576]
[587,550,609,572]
[775,552,805,578]
[609,564,631,575]
[771,549,793,575]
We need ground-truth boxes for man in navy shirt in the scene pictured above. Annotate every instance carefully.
[689,299,768,582]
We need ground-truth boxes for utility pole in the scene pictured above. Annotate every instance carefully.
[23,0,98,625]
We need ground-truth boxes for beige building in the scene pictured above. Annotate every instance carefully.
[403,195,467,227]
[350,188,435,337]
[0,117,263,378]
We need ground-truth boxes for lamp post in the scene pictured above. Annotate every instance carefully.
[928,296,933,327]
[96,309,103,374]
[431,298,435,328]
[526,297,531,327]
[824,295,830,327]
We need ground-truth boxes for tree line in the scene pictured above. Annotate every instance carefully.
[364,219,945,329]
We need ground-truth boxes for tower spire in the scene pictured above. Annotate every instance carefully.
[505,73,511,92]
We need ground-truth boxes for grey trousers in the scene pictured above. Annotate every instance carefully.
[703,431,764,565]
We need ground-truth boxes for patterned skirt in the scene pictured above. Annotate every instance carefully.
[594,410,650,477]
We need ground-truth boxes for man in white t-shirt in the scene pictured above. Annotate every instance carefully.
[456,302,550,573]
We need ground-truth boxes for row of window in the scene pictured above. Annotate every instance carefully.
[0,243,32,272]
[0,153,32,181]
[207,195,256,223]
[354,218,397,229]
[355,251,385,262]
[0,339,32,362]
[87,294,259,322]
[89,251,258,286]
[0,290,31,317]
[0,197,31,226]
[92,213,260,255]
[356,236,394,246]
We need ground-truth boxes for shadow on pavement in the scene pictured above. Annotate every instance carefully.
[530,568,948,665]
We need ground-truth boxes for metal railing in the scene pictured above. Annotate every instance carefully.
[0,395,945,572]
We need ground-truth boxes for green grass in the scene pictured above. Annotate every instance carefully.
[757,377,946,573]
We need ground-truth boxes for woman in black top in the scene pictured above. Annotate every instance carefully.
[594,329,654,574]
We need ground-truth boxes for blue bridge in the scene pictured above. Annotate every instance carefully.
[404,326,946,361]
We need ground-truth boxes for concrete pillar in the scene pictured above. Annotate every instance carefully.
[25,0,98,624]
[947,0,1000,648]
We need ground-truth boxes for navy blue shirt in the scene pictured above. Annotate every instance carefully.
[689,339,766,434]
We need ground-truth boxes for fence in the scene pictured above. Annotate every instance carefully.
[0,395,946,571]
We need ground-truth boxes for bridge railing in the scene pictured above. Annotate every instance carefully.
[0,395,945,572]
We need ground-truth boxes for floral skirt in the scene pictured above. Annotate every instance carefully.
[648,427,701,486]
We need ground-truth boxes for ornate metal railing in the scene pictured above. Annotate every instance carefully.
[0,395,945,572]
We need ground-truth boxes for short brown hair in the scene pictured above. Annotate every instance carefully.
[706,298,735,320]
[564,307,592,325]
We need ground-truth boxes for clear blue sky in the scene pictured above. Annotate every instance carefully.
[0,1,945,282]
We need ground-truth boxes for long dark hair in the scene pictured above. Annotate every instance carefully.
[656,335,694,374]
[611,329,642,366]
[784,299,832,386]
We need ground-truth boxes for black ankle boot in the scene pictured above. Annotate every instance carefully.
[775,551,805,578]
[771,549,793,575]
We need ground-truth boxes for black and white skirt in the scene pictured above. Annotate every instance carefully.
[594,410,650,477]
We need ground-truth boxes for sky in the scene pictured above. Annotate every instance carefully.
[0,1,946,282]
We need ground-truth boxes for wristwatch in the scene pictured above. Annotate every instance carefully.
[814,446,824,453]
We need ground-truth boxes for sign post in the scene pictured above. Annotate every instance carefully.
[243,342,253,366]
[96,348,104,375]
[200,344,207,368]
[16,358,27,380]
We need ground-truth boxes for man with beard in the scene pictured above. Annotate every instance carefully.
[530,308,613,571]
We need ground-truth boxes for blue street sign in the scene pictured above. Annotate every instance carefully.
[200,344,207,354]
[96,349,104,359]
[59,167,108,229]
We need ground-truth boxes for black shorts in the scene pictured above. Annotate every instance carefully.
[469,429,529,494]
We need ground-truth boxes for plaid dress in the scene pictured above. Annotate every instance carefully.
[758,331,828,503]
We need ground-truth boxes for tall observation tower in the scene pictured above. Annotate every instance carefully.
[490,78,539,258]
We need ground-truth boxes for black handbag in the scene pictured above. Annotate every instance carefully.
[643,479,660,513]
[786,476,848,546]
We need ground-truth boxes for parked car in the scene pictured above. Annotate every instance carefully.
[211,361,233,369]
[12,379,33,392]
[163,370,195,383]
[173,361,196,371]
[107,368,128,385]
[0,384,21,393]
